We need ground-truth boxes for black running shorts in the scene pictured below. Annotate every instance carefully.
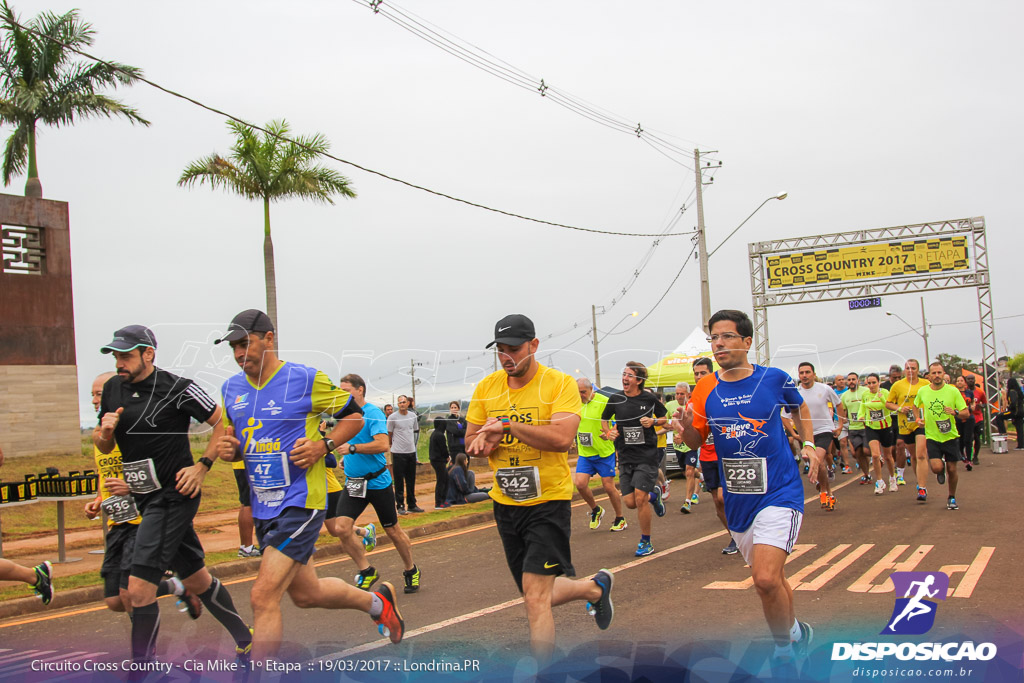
[926,439,960,463]
[865,426,894,449]
[234,467,251,507]
[326,490,342,521]
[101,522,138,597]
[335,485,400,528]
[813,432,833,451]
[700,459,721,491]
[493,499,574,593]
[848,429,867,452]
[130,492,205,586]
[619,461,659,495]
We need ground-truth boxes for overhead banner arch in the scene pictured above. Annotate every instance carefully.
[748,217,996,422]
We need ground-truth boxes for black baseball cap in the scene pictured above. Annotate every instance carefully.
[100,325,157,354]
[214,309,275,345]
[486,314,536,348]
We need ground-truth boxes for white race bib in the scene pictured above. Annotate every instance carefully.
[623,426,644,445]
[345,477,368,499]
[578,432,594,448]
[246,451,291,490]
[936,419,952,434]
[123,459,161,494]
[100,494,140,524]
[495,466,541,502]
[722,457,768,495]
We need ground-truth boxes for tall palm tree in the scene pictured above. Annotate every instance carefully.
[178,119,356,333]
[0,1,149,198]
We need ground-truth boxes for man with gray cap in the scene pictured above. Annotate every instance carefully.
[93,325,253,668]
[214,309,405,662]
[465,314,614,663]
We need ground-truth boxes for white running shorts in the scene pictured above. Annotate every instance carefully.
[731,505,803,565]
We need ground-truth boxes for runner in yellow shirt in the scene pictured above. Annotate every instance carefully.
[466,314,614,662]
[885,359,931,500]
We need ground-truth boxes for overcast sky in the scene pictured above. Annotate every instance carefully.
[6,1,1022,423]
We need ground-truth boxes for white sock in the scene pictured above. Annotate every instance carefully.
[789,619,802,641]
[774,642,795,659]
[240,544,253,552]
[168,576,185,597]
[897,467,904,478]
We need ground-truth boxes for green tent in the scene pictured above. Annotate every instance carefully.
[646,327,718,388]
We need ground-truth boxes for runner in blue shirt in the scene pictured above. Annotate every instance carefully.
[678,309,817,676]
[214,309,404,663]
[333,374,421,594]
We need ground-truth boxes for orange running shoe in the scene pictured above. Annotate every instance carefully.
[372,582,405,645]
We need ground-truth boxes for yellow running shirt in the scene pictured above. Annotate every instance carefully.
[888,378,929,434]
[93,444,141,527]
[467,365,582,506]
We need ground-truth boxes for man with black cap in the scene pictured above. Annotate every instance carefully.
[94,324,254,668]
[213,309,405,663]
[465,314,614,664]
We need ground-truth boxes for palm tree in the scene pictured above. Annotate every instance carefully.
[0,1,149,198]
[178,119,356,332]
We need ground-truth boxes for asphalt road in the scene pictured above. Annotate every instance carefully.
[1,449,1021,682]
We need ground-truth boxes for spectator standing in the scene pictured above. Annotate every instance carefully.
[429,417,451,508]
[388,395,423,513]
[446,400,467,456]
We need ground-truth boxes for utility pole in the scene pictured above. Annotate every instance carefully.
[694,148,711,333]
[410,358,416,405]
[592,304,601,387]
[920,297,930,366]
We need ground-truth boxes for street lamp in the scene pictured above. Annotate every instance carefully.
[886,297,930,365]
[698,191,788,332]
[590,309,638,387]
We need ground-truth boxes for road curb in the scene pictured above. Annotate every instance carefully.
[0,508,496,621]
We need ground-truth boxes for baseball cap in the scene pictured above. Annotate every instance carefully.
[486,314,536,349]
[100,325,157,354]
[214,309,275,345]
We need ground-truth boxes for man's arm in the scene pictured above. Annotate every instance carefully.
[468,413,582,455]
[791,403,821,483]
[345,433,390,455]
[175,406,225,498]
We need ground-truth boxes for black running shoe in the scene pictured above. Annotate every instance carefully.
[586,569,614,630]
[32,561,54,605]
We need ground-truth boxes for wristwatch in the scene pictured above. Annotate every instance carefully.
[348,443,358,454]
[198,456,214,470]
[323,438,336,455]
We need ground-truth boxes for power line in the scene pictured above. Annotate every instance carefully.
[351,0,705,167]
[9,19,695,240]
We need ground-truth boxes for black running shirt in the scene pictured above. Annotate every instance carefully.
[601,391,667,466]
[99,368,217,497]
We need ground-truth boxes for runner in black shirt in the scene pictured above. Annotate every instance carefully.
[93,325,253,668]
[601,362,668,557]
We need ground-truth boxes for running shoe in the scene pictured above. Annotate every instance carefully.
[661,480,671,500]
[819,491,829,508]
[965,461,973,472]
[803,463,810,474]
[408,506,425,513]
[826,494,836,511]
[396,506,407,516]
[372,582,405,644]
[827,465,836,482]
[237,545,261,558]
[610,518,628,532]
[176,589,203,620]
[32,561,53,605]
[972,457,980,464]
[722,539,739,555]
[355,566,379,591]
[917,486,927,502]
[235,627,254,670]
[635,540,654,557]
[793,621,815,658]
[947,497,959,510]
[874,480,885,495]
[889,476,898,493]
[937,469,945,485]
[589,505,605,530]
[403,565,420,594]
[586,569,615,630]
[680,501,691,514]
[651,486,666,517]
[690,493,700,506]
[841,465,853,474]
[363,523,377,552]
[896,474,907,486]
[859,475,871,485]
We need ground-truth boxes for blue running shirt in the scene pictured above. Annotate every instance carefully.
[221,362,354,519]
[344,402,393,490]
[690,365,804,532]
